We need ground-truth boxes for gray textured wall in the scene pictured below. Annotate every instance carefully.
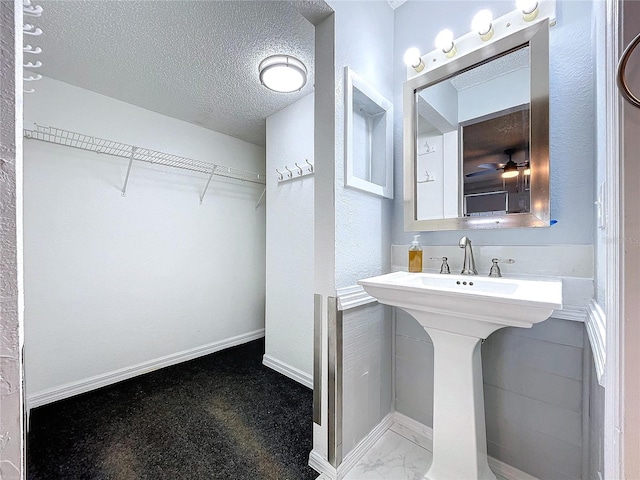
[395,310,586,479]
[587,347,605,480]
[342,304,393,457]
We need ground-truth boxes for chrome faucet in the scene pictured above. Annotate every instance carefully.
[458,236,478,275]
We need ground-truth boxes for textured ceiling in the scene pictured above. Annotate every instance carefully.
[33,1,316,146]
[450,46,529,91]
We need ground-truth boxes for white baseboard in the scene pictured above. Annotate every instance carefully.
[28,329,265,410]
[392,412,538,480]
[262,354,313,389]
[309,449,336,480]
[309,412,394,480]
[339,412,394,477]
[312,412,537,480]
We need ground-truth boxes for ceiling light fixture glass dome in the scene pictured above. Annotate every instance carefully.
[259,55,307,93]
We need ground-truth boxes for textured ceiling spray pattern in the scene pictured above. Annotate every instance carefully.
[34,1,315,146]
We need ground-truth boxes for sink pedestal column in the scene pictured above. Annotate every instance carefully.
[358,271,562,480]
[423,327,497,480]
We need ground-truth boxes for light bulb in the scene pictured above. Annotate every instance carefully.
[259,55,307,93]
[471,9,494,40]
[435,29,456,58]
[516,0,539,20]
[403,47,425,72]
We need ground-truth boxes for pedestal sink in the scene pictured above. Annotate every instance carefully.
[358,271,562,480]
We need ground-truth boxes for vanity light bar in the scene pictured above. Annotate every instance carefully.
[405,0,555,80]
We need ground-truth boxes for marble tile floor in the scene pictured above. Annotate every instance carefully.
[317,429,508,480]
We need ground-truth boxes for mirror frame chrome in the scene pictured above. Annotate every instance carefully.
[403,19,550,231]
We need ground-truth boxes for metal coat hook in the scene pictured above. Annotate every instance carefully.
[275,168,284,181]
[23,24,42,36]
[24,45,42,54]
[618,32,640,109]
[24,73,42,81]
[24,88,35,94]
[24,60,42,68]
[24,4,42,16]
[305,159,313,172]
[295,162,303,176]
[284,166,293,178]
[417,170,435,183]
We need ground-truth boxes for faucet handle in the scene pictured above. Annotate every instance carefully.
[430,256,451,274]
[488,258,515,277]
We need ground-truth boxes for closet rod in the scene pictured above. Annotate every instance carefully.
[23,123,266,190]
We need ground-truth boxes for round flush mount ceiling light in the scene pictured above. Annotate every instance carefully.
[259,55,307,93]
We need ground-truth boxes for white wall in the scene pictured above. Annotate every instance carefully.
[330,0,395,289]
[24,77,266,400]
[311,0,395,462]
[0,1,25,474]
[265,93,314,382]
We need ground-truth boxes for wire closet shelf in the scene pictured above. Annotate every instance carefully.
[23,123,266,201]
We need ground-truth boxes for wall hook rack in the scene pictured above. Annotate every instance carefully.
[277,159,314,183]
[23,122,266,203]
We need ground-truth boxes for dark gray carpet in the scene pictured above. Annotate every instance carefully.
[28,338,318,480]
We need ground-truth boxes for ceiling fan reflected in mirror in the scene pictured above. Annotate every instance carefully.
[465,148,530,179]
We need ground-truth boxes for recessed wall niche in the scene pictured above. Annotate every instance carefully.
[344,67,393,199]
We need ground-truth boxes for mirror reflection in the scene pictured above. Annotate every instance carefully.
[415,45,531,220]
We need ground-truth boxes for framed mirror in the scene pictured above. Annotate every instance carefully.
[403,19,549,231]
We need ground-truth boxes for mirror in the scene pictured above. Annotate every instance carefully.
[404,19,550,231]
[345,67,394,199]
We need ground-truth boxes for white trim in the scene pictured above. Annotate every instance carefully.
[391,413,538,480]
[604,0,622,478]
[262,354,313,389]
[337,412,394,478]
[336,285,377,311]
[487,456,539,480]
[551,305,587,322]
[27,329,265,410]
[586,300,606,385]
[309,413,394,480]
[344,67,394,200]
[309,449,335,479]
[312,412,538,480]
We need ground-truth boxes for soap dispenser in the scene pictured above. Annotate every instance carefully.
[408,235,423,273]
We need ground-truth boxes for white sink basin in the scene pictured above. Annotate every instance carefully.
[358,271,562,338]
[358,271,562,480]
